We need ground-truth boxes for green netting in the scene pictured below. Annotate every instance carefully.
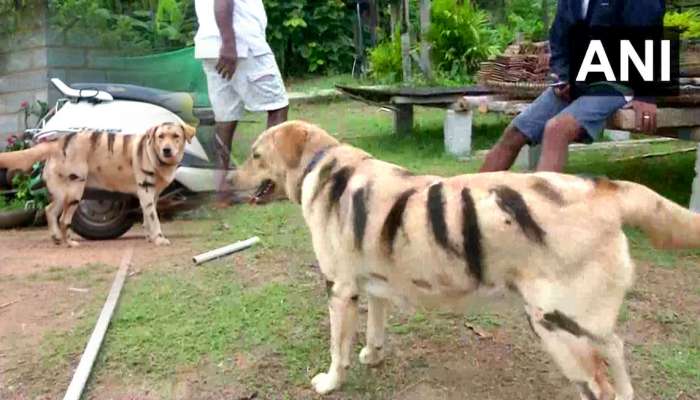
[96,47,211,108]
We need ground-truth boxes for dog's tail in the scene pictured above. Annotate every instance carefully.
[0,141,57,172]
[607,179,700,249]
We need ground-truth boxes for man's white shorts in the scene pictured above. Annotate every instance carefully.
[202,53,289,122]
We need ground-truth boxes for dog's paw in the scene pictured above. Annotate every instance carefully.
[359,346,384,366]
[311,372,340,395]
[67,239,80,248]
[154,237,171,246]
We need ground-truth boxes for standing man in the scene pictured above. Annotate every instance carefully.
[195,0,289,207]
[480,0,665,173]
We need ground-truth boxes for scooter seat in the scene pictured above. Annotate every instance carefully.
[71,83,198,125]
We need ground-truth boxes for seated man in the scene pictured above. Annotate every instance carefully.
[480,0,665,173]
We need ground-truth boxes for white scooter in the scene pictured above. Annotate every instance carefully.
[25,78,226,240]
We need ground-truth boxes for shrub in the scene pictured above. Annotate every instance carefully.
[428,0,500,78]
[265,0,355,76]
[665,10,700,39]
[368,32,403,83]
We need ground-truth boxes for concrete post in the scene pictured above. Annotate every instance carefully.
[444,109,472,157]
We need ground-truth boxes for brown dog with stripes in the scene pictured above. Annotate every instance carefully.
[0,123,195,247]
[232,121,700,399]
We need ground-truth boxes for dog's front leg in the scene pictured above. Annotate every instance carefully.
[312,282,359,395]
[359,295,388,366]
[136,189,169,246]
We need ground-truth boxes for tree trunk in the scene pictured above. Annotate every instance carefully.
[389,1,399,35]
[400,0,412,81]
[541,0,550,38]
[419,0,433,80]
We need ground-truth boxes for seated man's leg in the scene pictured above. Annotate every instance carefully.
[480,88,568,172]
[537,88,628,172]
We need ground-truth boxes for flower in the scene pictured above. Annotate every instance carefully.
[20,101,29,109]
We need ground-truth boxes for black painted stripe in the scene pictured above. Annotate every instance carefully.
[107,133,116,153]
[461,188,483,282]
[327,166,354,214]
[491,186,545,245]
[137,134,147,165]
[89,130,102,151]
[531,178,566,206]
[62,132,77,156]
[380,189,416,255]
[122,134,132,156]
[542,310,596,339]
[309,158,337,204]
[352,187,369,250]
[427,183,450,252]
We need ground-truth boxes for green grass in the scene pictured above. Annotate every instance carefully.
[640,323,700,398]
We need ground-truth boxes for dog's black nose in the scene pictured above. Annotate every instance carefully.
[163,148,172,157]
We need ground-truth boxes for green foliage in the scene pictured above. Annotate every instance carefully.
[428,0,500,79]
[368,32,403,83]
[48,0,355,75]
[665,10,700,39]
[11,163,49,211]
[264,0,355,75]
[49,0,196,54]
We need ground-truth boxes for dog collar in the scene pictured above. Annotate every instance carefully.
[302,146,334,178]
[296,145,336,204]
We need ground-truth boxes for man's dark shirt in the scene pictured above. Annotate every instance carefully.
[550,0,666,83]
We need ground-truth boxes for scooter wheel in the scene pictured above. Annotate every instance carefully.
[71,198,134,240]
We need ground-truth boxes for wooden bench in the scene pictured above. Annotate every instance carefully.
[459,95,700,211]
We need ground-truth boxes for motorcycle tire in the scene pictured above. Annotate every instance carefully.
[71,198,135,240]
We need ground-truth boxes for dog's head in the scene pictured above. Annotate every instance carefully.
[146,122,196,165]
[232,120,339,204]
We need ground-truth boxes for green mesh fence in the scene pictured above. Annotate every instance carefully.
[96,47,211,108]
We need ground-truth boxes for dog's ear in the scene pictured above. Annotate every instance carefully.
[274,125,309,168]
[181,123,197,143]
[146,124,160,141]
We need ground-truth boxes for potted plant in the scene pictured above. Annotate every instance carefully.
[0,122,49,229]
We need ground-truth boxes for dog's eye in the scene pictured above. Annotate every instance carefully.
[159,134,165,139]
[253,153,261,160]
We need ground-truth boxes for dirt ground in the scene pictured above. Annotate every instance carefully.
[1,220,699,400]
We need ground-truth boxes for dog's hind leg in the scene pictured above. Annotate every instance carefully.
[57,170,87,247]
[312,280,359,394]
[525,305,616,400]
[59,197,82,247]
[595,334,633,400]
[45,198,64,245]
[359,295,388,366]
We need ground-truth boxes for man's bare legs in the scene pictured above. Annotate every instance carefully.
[268,105,288,128]
[480,114,584,173]
[213,106,289,206]
[214,121,238,204]
[480,125,529,172]
[536,114,584,172]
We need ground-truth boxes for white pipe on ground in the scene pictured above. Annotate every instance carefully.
[192,236,261,265]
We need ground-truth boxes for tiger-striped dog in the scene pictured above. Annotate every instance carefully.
[232,120,700,399]
[0,123,195,247]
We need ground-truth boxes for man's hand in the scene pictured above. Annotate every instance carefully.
[553,83,571,103]
[216,40,237,80]
[625,100,657,133]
